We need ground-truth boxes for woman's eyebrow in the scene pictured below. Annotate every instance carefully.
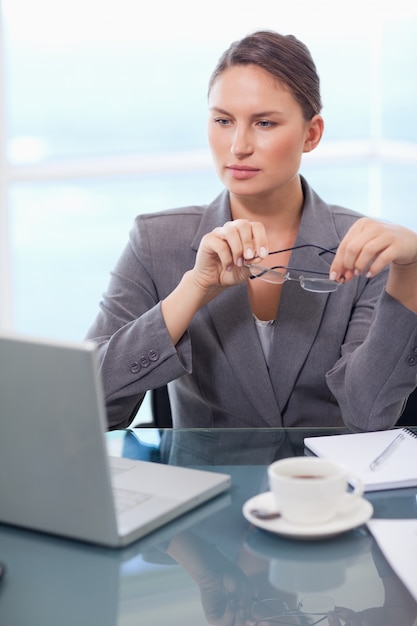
[209,106,232,115]
[209,106,284,118]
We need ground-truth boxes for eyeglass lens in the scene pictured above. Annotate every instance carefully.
[299,277,339,292]
[247,267,338,292]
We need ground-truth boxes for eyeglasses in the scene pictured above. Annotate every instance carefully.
[250,595,335,625]
[245,244,339,293]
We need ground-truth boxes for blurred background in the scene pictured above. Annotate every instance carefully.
[1,0,416,419]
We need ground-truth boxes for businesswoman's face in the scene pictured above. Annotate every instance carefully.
[207,64,323,203]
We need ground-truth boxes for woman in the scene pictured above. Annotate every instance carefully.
[86,30,417,431]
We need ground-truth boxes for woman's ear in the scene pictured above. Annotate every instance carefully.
[303,115,324,153]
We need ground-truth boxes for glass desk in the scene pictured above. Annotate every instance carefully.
[0,428,416,626]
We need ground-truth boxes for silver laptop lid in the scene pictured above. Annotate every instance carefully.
[0,333,119,544]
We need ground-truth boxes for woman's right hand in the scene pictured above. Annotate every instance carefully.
[192,219,269,291]
[161,219,268,345]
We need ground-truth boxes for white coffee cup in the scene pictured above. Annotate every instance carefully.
[268,457,363,525]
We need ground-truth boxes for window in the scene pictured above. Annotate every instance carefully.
[1,0,417,421]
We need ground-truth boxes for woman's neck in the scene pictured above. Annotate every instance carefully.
[229,177,304,237]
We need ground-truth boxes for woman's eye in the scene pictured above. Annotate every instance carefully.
[214,118,231,126]
[257,120,275,128]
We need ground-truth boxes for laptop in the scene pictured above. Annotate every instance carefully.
[0,333,231,547]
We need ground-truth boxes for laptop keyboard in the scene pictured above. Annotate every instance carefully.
[113,487,152,514]
[108,455,137,476]
[108,457,152,513]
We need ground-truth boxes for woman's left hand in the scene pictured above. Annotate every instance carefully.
[330,217,417,283]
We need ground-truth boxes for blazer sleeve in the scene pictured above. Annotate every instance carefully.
[85,218,193,430]
[326,289,417,431]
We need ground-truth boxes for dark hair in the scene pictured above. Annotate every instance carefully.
[208,30,322,120]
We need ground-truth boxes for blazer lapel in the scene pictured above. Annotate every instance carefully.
[207,285,283,426]
[192,193,285,424]
[269,180,341,412]
[268,281,331,413]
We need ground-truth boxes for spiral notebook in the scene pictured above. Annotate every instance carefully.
[304,428,417,492]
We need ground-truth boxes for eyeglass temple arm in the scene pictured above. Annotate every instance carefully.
[268,244,337,256]
[268,264,333,277]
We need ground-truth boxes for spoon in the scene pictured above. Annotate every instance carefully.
[250,508,281,520]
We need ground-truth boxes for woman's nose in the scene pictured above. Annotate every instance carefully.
[231,127,254,157]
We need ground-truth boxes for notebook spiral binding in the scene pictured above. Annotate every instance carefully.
[404,428,417,439]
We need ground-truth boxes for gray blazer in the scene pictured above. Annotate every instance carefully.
[86,178,417,431]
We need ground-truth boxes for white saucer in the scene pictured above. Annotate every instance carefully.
[242,492,373,540]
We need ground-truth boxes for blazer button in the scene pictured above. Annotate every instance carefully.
[139,355,150,368]
[130,361,141,374]
[148,350,159,362]
[406,354,417,366]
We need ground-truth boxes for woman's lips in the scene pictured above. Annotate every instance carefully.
[226,165,260,180]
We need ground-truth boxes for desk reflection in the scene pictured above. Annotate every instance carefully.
[0,525,119,626]
[163,526,417,626]
[122,427,326,466]
[2,513,416,626]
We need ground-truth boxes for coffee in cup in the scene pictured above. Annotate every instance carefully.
[268,457,363,525]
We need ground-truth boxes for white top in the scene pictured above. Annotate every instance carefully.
[253,315,274,367]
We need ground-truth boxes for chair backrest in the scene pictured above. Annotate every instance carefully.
[396,388,417,427]
[151,385,173,428]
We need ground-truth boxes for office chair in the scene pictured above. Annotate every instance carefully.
[151,385,173,428]
[127,386,173,462]
[396,387,417,427]
[132,385,173,429]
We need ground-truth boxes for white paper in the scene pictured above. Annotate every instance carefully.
[367,518,417,602]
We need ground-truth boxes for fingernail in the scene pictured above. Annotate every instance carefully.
[259,246,268,258]
[354,269,361,276]
[237,257,243,267]
[366,270,373,278]
[330,271,337,281]
[245,248,254,259]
